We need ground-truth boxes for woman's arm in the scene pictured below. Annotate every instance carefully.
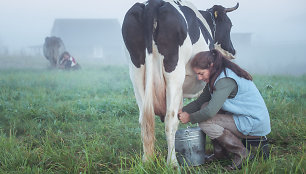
[189,77,237,124]
[182,84,211,114]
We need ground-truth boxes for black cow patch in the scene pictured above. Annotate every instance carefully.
[179,6,200,44]
[122,3,146,68]
[154,2,187,72]
[197,18,214,50]
[179,6,213,48]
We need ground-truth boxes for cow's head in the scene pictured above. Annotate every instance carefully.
[207,3,239,58]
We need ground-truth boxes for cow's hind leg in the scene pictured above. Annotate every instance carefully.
[128,65,145,125]
[122,3,146,125]
[164,61,186,167]
[129,64,153,162]
[155,4,189,166]
[123,3,156,162]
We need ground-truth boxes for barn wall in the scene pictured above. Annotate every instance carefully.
[50,19,126,65]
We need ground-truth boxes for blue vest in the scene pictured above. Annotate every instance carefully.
[214,68,271,136]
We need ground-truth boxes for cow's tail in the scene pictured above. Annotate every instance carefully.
[141,0,164,159]
[141,51,155,159]
[144,0,163,54]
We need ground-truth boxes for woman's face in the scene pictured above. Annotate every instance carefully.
[193,67,210,83]
[63,54,70,59]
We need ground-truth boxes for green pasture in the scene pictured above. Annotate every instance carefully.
[0,65,305,173]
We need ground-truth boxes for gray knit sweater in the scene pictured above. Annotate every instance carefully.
[182,77,238,124]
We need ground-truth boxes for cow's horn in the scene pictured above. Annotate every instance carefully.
[225,3,239,13]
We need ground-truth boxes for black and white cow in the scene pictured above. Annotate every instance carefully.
[122,0,238,166]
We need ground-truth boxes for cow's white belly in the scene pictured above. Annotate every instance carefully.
[182,34,210,98]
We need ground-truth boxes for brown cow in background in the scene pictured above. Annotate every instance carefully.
[43,36,66,68]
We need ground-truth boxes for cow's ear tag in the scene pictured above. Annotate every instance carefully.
[214,11,218,18]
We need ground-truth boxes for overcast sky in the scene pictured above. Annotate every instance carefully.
[0,0,305,51]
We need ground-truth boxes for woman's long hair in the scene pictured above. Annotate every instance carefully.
[191,49,252,92]
[59,51,70,62]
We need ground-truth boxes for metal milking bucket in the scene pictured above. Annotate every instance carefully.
[175,126,206,166]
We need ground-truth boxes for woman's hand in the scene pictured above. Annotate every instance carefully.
[178,111,190,124]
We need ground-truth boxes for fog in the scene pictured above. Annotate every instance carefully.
[0,0,306,75]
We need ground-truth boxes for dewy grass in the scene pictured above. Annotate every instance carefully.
[0,67,305,173]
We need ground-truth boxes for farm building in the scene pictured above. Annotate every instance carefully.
[50,18,126,64]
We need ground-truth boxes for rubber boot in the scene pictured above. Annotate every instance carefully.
[216,129,248,170]
[205,139,229,163]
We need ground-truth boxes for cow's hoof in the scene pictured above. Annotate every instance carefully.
[172,163,180,171]
[142,154,148,163]
[167,159,179,170]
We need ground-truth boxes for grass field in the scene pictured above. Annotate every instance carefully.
[0,63,305,173]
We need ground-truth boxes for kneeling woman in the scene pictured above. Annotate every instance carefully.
[178,49,271,169]
[59,51,81,70]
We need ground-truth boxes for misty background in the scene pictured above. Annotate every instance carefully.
[0,0,305,75]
